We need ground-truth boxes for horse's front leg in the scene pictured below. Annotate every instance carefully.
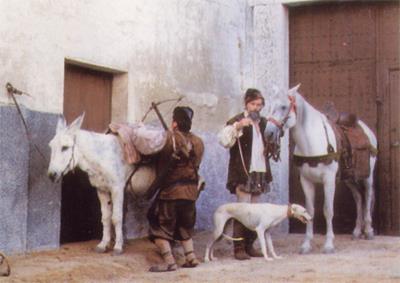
[111,187,124,255]
[363,174,375,240]
[322,175,336,253]
[345,180,363,239]
[95,190,112,253]
[299,175,315,254]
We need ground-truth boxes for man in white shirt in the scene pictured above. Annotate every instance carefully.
[218,88,272,260]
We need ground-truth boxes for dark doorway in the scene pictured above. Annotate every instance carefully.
[289,2,400,234]
[61,63,112,243]
[60,169,102,243]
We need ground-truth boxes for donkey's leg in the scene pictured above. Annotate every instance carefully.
[300,176,315,254]
[345,180,363,239]
[95,190,112,253]
[111,187,125,255]
[363,173,375,240]
[322,175,336,253]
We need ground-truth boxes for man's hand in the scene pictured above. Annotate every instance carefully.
[235,118,252,130]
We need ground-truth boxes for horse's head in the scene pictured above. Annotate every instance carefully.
[265,84,300,145]
[47,113,85,182]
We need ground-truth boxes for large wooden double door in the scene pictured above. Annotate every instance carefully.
[289,2,400,235]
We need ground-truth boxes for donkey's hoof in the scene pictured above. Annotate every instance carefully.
[322,247,335,254]
[352,233,362,240]
[94,246,107,253]
[112,248,123,256]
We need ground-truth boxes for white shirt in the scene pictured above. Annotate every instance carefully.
[218,112,266,173]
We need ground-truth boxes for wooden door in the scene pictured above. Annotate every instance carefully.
[289,2,399,234]
[64,64,112,132]
[375,3,400,235]
[61,64,113,243]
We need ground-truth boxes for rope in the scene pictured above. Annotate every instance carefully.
[6,83,46,161]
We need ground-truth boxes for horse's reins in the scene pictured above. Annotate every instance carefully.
[266,95,297,161]
[267,95,297,132]
[237,138,250,178]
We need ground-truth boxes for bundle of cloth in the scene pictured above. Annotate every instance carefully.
[108,122,168,164]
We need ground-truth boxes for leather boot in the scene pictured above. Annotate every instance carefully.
[245,230,263,257]
[233,221,250,260]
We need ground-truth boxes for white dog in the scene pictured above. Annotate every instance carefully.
[204,203,312,262]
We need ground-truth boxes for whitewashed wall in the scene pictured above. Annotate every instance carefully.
[0,0,302,253]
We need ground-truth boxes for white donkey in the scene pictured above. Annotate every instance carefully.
[47,114,156,255]
[264,85,377,254]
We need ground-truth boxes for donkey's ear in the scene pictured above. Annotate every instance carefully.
[288,84,301,97]
[56,116,67,133]
[67,112,85,134]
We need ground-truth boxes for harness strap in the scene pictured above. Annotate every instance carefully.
[293,152,340,167]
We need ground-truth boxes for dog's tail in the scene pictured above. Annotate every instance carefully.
[222,233,244,241]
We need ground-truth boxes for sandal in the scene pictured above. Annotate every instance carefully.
[149,251,178,272]
[148,263,178,272]
[182,251,200,268]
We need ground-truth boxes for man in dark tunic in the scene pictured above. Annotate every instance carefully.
[218,88,272,260]
[148,106,204,272]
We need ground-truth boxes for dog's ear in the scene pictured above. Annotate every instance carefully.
[289,203,294,214]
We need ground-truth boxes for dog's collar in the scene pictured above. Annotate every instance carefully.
[287,204,293,218]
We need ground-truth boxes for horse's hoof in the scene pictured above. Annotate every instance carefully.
[299,247,311,254]
[365,232,374,240]
[94,246,107,253]
[112,249,123,256]
[323,247,335,254]
[352,233,361,240]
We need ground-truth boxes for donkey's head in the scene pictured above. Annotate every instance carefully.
[47,113,85,182]
[264,84,300,145]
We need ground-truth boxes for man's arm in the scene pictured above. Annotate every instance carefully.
[218,117,252,148]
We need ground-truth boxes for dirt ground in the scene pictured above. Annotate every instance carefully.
[1,231,400,283]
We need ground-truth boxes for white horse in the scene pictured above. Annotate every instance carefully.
[264,85,377,254]
[47,114,156,254]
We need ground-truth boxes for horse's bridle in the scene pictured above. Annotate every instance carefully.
[267,95,297,133]
[265,95,297,161]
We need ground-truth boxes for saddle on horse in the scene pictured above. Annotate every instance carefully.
[323,102,377,181]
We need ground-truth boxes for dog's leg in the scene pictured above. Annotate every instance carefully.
[300,176,315,254]
[265,231,282,259]
[204,212,229,262]
[256,228,272,261]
